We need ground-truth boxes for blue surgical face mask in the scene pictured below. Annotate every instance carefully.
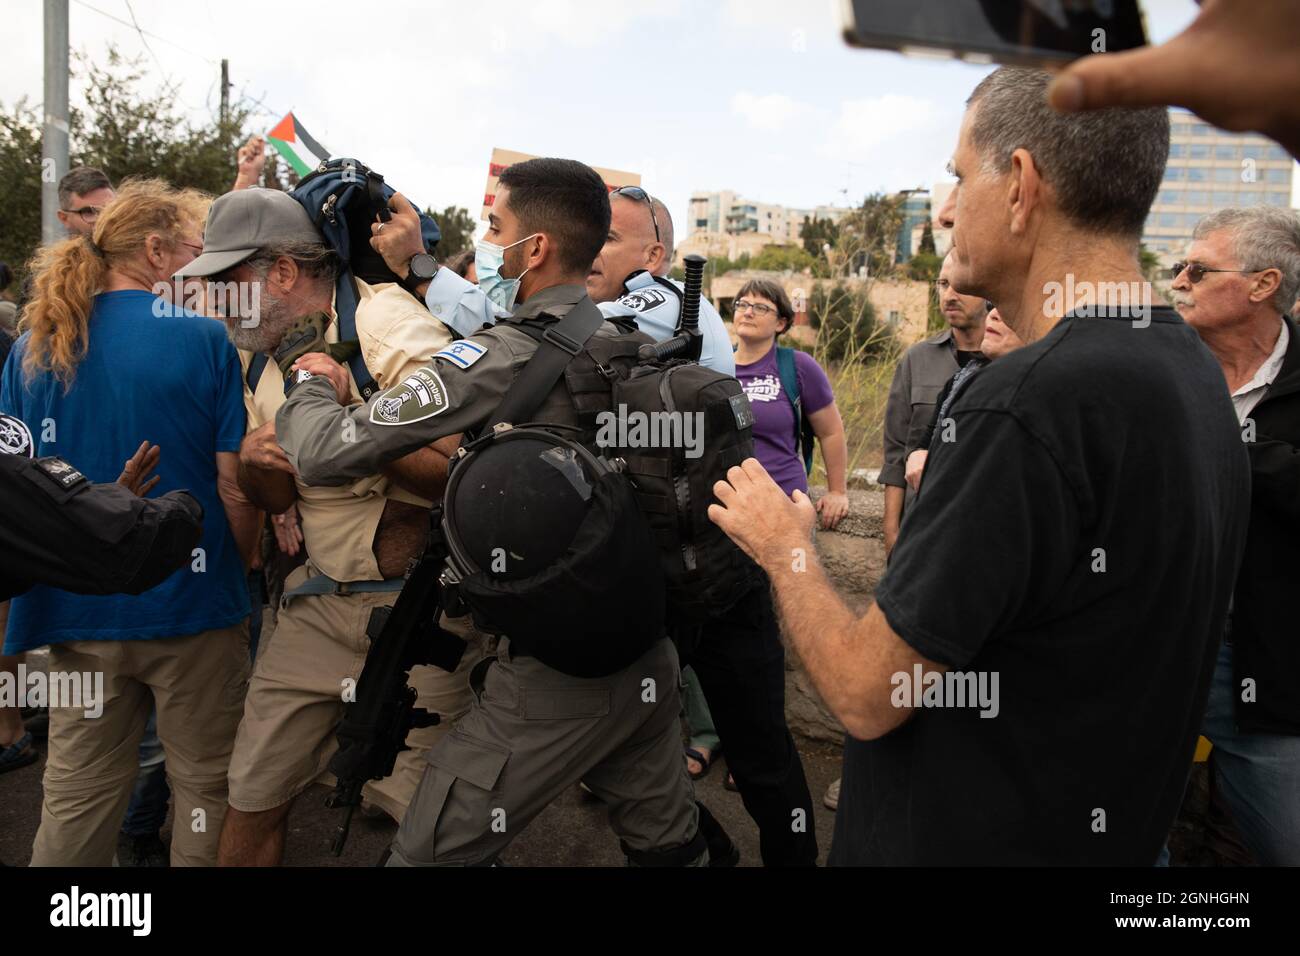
[475,233,539,312]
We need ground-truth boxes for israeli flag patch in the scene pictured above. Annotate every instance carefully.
[434,339,487,370]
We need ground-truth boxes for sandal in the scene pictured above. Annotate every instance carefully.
[0,732,38,775]
[684,746,714,781]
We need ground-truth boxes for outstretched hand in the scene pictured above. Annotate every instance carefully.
[117,441,162,497]
[708,457,816,571]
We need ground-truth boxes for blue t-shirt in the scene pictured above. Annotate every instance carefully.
[1,290,248,652]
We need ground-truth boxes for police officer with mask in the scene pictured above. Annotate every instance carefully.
[372,182,817,866]
[275,158,706,867]
[372,187,734,376]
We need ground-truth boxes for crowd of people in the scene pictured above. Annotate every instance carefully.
[2,0,1300,867]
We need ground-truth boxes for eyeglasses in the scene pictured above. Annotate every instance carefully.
[61,205,105,224]
[611,186,661,244]
[1170,261,1263,283]
[734,299,777,318]
[178,241,204,256]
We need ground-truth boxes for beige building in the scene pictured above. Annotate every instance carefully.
[688,190,850,246]
[709,270,933,350]
[1143,109,1295,264]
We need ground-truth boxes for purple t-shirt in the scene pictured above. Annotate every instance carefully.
[735,346,835,496]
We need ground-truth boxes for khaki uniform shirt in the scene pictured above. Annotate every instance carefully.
[276,284,623,485]
[880,328,961,511]
[242,279,455,582]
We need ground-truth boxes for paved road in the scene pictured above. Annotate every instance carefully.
[1,646,844,867]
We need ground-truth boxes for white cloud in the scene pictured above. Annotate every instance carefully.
[822,94,944,157]
[731,92,803,131]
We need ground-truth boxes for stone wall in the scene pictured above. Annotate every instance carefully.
[781,485,886,743]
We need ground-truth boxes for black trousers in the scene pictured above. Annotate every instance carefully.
[679,581,819,866]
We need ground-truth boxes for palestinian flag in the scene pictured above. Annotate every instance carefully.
[266,112,329,177]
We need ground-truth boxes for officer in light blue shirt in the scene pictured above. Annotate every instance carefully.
[381,188,735,376]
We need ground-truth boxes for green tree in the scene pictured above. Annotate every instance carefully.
[749,243,815,273]
[1139,243,1163,285]
[808,281,893,364]
[429,205,476,259]
[917,218,936,255]
[829,193,904,279]
[0,101,44,281]
[0,47,269,282]
[799,215,840,258]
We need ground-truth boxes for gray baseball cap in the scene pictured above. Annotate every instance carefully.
[174,187,320,278]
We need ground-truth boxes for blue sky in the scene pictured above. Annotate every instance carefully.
[6,0,1275,239]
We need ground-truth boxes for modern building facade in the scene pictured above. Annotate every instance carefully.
[1143,109,1294,261]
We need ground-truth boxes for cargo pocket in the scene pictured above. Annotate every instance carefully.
[404,731,512,865]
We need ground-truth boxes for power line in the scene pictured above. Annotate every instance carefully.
[71,0,217,64]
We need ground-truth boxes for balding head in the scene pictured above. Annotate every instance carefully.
[587,190,675,303]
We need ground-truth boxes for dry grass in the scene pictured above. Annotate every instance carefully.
[781,321,901,486]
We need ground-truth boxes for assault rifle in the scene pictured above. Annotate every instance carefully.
[323,510,466,855]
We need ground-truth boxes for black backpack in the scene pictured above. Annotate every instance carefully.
[607,362,762,623]
[507,304,763,625]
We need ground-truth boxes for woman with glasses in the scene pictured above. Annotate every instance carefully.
[732,279,849,522]
[682,278,847,815]
[0,179,257,866]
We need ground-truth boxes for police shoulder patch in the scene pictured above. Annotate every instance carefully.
[0,413,34,458]
[617,288,668,313]
[370,367,451,426]
[433,339,488,370]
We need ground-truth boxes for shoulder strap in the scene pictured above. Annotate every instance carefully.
[334,274,378,399]
[246,352,269,393]
[775,346,815,475]
[486,297,608,430]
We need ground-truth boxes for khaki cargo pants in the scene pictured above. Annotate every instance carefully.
[387,636,703,866]
[227,564,483,820]
[30,622,250,867]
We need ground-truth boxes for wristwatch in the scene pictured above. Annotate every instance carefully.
[400,252,438,295]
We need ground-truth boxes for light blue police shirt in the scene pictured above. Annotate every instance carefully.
[424,268,735,377]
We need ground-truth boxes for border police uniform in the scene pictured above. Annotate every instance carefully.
[276,283,704,866]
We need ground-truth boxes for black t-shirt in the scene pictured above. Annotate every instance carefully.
[830,306,1251,865]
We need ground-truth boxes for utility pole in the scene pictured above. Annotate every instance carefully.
[41,0,69,244]
[220,59,230,127]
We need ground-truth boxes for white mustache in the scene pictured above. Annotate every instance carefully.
[1171,294,1194,308]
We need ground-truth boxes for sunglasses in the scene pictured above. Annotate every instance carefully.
[1170,261,1263,284]
[611,186,661,244]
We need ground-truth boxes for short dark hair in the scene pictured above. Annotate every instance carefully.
[497,158,610,275]
[967,67,1169,237]
[737,278,795,333]
[443,249,475,279]
[58,167,113,208]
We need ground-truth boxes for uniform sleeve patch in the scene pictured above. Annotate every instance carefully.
[433,339,488,369]
[0,413,34,458]
[369,367,451,426]
[616,288,669,313]
[35,456,87,489]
